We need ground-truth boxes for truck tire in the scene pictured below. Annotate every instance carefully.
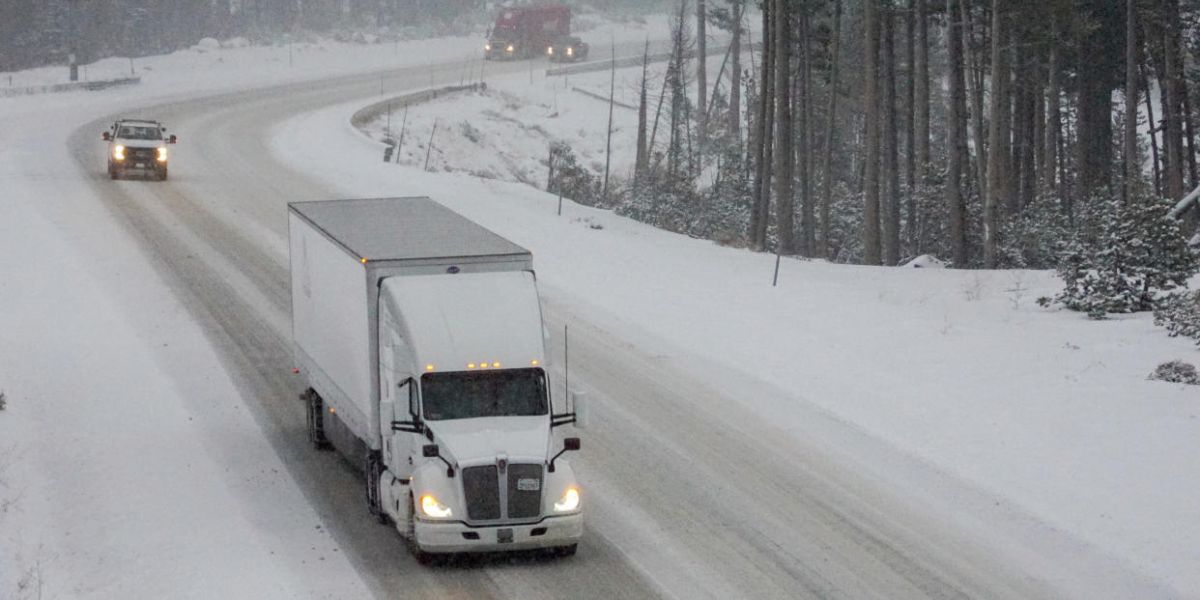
[365,451,388,524]
[303,389,333,451]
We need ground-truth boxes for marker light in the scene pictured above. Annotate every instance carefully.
[479,361,489,369]
[531,359,540,366]
[425,364,435,372]
[492,362,500,368]
[467,363,476,369]
[113,145,126,160]
[360,257,368,264]
[329,407,337,414]
[554,487,580,512]
[420,494,453,518]
[156,147,168,162]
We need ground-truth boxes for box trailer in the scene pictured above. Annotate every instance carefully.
[289,197,586,560]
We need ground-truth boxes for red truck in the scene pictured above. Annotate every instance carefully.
[484,3,571,60]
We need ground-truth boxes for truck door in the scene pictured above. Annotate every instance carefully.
[379,301,420,478]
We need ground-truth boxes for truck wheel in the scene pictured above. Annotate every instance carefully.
[303,389,332,450]
[365,451,388,524]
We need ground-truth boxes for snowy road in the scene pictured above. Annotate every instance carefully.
[45,54,1166,599]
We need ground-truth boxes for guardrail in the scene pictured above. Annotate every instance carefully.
[0,76,141,98]
[350,83,483,130]
[544,42,753,78]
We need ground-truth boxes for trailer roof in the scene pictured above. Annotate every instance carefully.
[289,197,530,263]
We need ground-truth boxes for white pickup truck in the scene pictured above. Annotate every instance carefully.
[289,197,586,561]
[101,118,176,181]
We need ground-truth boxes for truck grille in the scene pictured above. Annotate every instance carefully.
[128,147,157,161]
[507,464,543,519]
[461,463,544,522]
[462,465,501,520]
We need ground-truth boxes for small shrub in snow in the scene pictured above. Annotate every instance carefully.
[459,121,483,144]
[1055,194,1197,319]
[547,142,602,207]
[0,390,6,411]
[1154,290,1200,346]
[1148,360,1200,385]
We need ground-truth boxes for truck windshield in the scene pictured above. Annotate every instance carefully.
[421,368,548,421]
[117,125,162,140]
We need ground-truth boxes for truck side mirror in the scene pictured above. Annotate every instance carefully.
[169,134,177,144]
[549,437,580,473]
[102,131,111,141]
[423,444,455,477]
[571,390,589,430]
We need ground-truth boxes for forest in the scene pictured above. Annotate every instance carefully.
[551,0,1199,330]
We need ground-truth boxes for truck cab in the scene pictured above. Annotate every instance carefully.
[289,198,585,561]
[102,118,176,180]
[485,3,571,60]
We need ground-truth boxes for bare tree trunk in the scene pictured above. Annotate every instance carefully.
[915,0,930,177]
[729,1,743,143]
[904,0,917,250]
[1045,21,1063,212]
[636,40,650,181]
[984,0,1006,268]
[819,0,841,259]
[962,0,987,212]
[882,9,900,264]
[603,45,616,202]
[799,10,815,256]
[946,0,968,267]
[1124,0,1138,203]
[1183,81,1198,189]
[1164,9,1185,202]
[750,4,774,250]
[773,0,794,254]
[1143,64,1162,196]
[697,0,707,153]
[863,0,882,265]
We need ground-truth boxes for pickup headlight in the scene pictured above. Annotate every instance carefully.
[506,44,514,53]
[566,47,574,56]
[553,486,580,512]
[420,494,453,518]
[113,145,125,160]
[485,43,492,51]
[156,147,168,162]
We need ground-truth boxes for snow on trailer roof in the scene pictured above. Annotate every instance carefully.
[289,197,530,263]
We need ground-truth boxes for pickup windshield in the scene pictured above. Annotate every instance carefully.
[421,368,548,421]
[117,125,162,140]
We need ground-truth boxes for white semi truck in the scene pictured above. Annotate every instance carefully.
[288,197,586,560]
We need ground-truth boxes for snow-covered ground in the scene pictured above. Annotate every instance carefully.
[2,10,1198,598]
[293,69,1200,595]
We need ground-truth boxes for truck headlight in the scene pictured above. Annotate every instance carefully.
[566,47,574,56]
[553,487,580,512]
[547,46,554,55]
[113,145,125,160]
[156,147,168,162]
[485,43,492,51]
[506,44,514,53]
[420,494,453,518]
